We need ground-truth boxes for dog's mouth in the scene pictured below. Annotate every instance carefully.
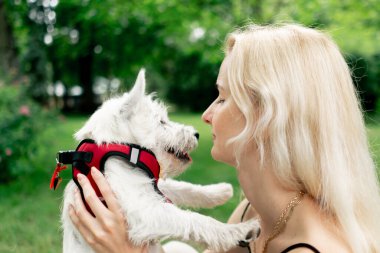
[166,147,191,162]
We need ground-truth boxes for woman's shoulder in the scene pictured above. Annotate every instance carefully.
[278,196,352,253]
[227,198,352,253]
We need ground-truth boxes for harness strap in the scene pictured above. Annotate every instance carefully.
[51,139,169,215]
[55,140,160,180]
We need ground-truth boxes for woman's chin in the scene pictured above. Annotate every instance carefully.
[210,147,217,159]
[211,147,234,166]
[210,147,221,162]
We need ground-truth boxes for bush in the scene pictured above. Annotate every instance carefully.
[158,52,220,112]
[347,53,380,113]
[0,86,55,182]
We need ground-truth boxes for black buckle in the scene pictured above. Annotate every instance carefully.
[57,151,93,164]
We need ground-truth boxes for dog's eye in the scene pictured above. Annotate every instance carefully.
[160,120,167,125]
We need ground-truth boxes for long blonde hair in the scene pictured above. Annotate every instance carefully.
[225,24,380,253]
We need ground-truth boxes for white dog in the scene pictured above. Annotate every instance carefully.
[56,69,259,253]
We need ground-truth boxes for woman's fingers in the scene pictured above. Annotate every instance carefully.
[70,169,148,253]
[69,202,95,243]
[90,167,121,213]
[77,172,110,219]
[69,189,101,243]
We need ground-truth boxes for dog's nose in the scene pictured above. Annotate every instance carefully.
[194,133,200,140]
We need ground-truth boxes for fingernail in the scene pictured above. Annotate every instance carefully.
[91,167,99,177]
[77,173,84,182]
[69,205,76,217]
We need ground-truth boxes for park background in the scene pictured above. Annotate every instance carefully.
[0,0,379,252]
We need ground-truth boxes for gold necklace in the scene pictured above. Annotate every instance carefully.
[254,191,305,253]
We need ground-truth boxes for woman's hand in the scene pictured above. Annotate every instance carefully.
[69,167,148,253]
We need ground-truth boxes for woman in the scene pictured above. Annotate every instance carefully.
[69,24,380,253]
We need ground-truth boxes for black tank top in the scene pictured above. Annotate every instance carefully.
[240,202,321,253]
[281,243,320,253]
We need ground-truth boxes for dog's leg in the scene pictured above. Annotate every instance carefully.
[107,161,259,252]
[126,199,259,252]
[158,178,233,209]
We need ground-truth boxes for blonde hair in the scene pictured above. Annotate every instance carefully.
[225,24,380,253]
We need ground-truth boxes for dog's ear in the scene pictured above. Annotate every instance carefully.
[124,68,146,106]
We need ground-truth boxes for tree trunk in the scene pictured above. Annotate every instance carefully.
[78,28,97,113]
[0,0,19,81]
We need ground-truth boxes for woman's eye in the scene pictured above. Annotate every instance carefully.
[216,98,225,104]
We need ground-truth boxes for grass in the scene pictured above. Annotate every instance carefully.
[0,113,379,253]
[0,115,85,253]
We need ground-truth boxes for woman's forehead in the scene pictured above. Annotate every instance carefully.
[216,57,231,91]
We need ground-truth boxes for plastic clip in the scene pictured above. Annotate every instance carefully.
[50,162,67,190]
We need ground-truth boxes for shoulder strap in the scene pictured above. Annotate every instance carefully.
[281,243,320,253]
[241,201,251,222]
[238,202,254,252]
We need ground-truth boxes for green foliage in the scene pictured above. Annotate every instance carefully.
[4,0,53,103]
[346,53,380,113]
[161,54,220,111]
[3,0,380,111]
[0,86,56,182]
[42,0,234,110]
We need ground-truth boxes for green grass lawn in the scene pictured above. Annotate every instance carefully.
[0,115,86,253]
[0,113,379,253]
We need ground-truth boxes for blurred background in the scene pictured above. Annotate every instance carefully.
[0,0,379,252]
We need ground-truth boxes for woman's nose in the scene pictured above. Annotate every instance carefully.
[202,108,212,124]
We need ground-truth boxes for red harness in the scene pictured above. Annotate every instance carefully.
[50,139,166,213]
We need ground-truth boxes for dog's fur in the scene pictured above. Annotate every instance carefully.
[61,69,259,252]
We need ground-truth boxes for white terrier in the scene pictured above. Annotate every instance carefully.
[55,69,259,253]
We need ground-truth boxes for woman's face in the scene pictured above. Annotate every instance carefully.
[202,57,246,166]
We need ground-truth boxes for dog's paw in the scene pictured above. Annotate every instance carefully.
[206,219,260,252]
[232,218,260,241]
[201,182,233,207]
[237,219,261,246]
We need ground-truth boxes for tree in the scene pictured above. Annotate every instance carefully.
[4,0,380,112]
[3,0,55,104]
[0,0,19,82]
